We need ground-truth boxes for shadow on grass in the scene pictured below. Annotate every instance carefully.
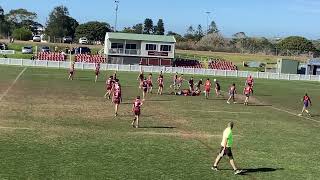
[241,167,284,175]
[138,126,176,129]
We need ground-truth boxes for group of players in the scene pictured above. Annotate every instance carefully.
[67,62,313,128]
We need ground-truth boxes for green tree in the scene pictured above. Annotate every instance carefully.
[184,25,196,40]
[75,21,111,42]
[0,6,11,36]
[278,36,316,53]
[122,23,143,34]
[12,27,32,40]
[155,19,165,35]
[45,6,79,38]
[195,24,204,41]
[6,8,37,28]
[207,20,219,34]
[167,31,184,41]
[143,18,153,34]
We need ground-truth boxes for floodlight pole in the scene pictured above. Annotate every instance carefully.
[205,11,211,34]
[114,0,120,32]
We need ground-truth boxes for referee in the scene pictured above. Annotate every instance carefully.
[211,122,242,175]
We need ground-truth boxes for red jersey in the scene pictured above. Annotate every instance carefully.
[133,99,142,110]
[147,76,153,85]
[229,85,236,94]
[158,76,164,85]
[70,65,74,73]
[205,80,211,89]
[246,76,254,85]
[244,86,253,95]
[303,95,311,103]
[95,64,100,72]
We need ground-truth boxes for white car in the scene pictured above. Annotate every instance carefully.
[33,35,41,42]
[79,37,88,44]
[21,46,33,54]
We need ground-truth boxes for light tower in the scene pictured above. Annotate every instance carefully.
[205,11,211,34]
[114,0,120,32]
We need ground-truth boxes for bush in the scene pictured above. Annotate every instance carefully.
[12,28,32,41]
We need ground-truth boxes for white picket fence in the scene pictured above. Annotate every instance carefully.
[0,58,319,81]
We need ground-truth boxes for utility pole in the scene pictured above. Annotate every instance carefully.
[205,11,211,34]
[114,0,120,32]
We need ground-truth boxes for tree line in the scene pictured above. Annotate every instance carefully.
[0,5,319,56]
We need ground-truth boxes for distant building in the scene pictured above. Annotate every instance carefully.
[104,32,176,66]
[305,58,320,75]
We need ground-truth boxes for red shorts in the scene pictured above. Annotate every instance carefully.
[159,84,164,88]
[148,83,153,87]
[134,109,140,116]
[106,85,112,91]
[205,88,211,92]
[95,71,100,76]
[113,97,121,104]
[69,71,74,75]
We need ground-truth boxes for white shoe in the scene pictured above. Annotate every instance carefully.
[298,114,302,116]
[227,101,230,104]
[234,169,243,175]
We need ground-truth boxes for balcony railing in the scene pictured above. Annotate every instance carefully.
[109,48,141,55]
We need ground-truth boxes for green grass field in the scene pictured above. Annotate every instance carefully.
[0,65,319,179]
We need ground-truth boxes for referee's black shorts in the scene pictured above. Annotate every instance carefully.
[219,147,233,159]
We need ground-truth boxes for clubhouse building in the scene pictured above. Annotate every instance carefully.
[104,32,176,66]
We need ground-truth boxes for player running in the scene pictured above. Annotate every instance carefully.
[189,77,194,91]
[195,79,203,92]
[227,83,237,104]
[205,78,212,99]
[142,78,148,100]
[137,71,144,89]
[131,96,143,128]
[211,122,242,175]
[246,75,254,87]
[176,74,184,90]
[112,79,121,117]
[214,79,222,97]
[68,62,75,80]
[298,93,312,116]
[104,76,114,99]
[157,74,164,95]
[243,85,253,106]
[147,73,153,93]
[94,63,100,83]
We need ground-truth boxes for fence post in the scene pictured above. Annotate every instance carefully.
[8,58,11,65]
[117,64,119,71]
[299,74,301,81]
[257,72,260,79]
[278,72,280,80]
[58,61,61,69]
[21,59,23,66]
[236,70,238,77]
[214,69,216,76]
[46,60,48,68]
[193,68,195,75]
[309,75,311,80]
[82,62,84,70]
[225,70,227,77]
[288,74,290,80]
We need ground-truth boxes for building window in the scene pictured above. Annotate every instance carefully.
[160,45,171,52]
[126,44,137,49]
[111,43,124,49]
[146,44,157,51]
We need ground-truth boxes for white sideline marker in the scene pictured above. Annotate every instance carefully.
[189,110,254,114]
[269,106,320,123]
[0,126,32,130]
[0,67,27,102]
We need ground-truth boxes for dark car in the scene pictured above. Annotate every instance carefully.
[63,36,73,43]
[75,47,91,54]
[40,46,50,52]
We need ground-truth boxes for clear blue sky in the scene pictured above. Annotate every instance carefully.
[2,0,320,39]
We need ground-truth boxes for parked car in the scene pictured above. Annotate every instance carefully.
[0,43,8,50]
[21,46,33,54]
[33,35,41,42]
[40,46,50,52]
[79,37,88,44]
[75,47,91,54]
[63,36,73,43]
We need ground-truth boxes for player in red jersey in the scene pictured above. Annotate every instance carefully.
[68,62,75,80]
[246,75,254,87]
[227,83,237,104]
[298,93,312,116]
[141,78,148,100]
[137,71,144,89]
[112,79,121,116]
[104,76,114,99]
[243,85,253,106]
[176,74,184,90]
[94,63,100,83]
[147,73,153,93]
[205,78,212,99]
[131,96,143,128]
[157,74,164,95]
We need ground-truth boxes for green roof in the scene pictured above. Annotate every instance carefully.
[106,32,176,43]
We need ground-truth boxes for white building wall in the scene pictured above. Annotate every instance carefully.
[140,41,175,59]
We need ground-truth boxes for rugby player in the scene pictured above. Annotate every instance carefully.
[298,93,312,116]
[227,83,237,104]
[131,96,143,128]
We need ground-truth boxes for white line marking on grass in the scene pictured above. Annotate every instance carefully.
[269,106,320,123]
[0,67,27,102]
[188,110,254,114]
[0,126,32,130]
